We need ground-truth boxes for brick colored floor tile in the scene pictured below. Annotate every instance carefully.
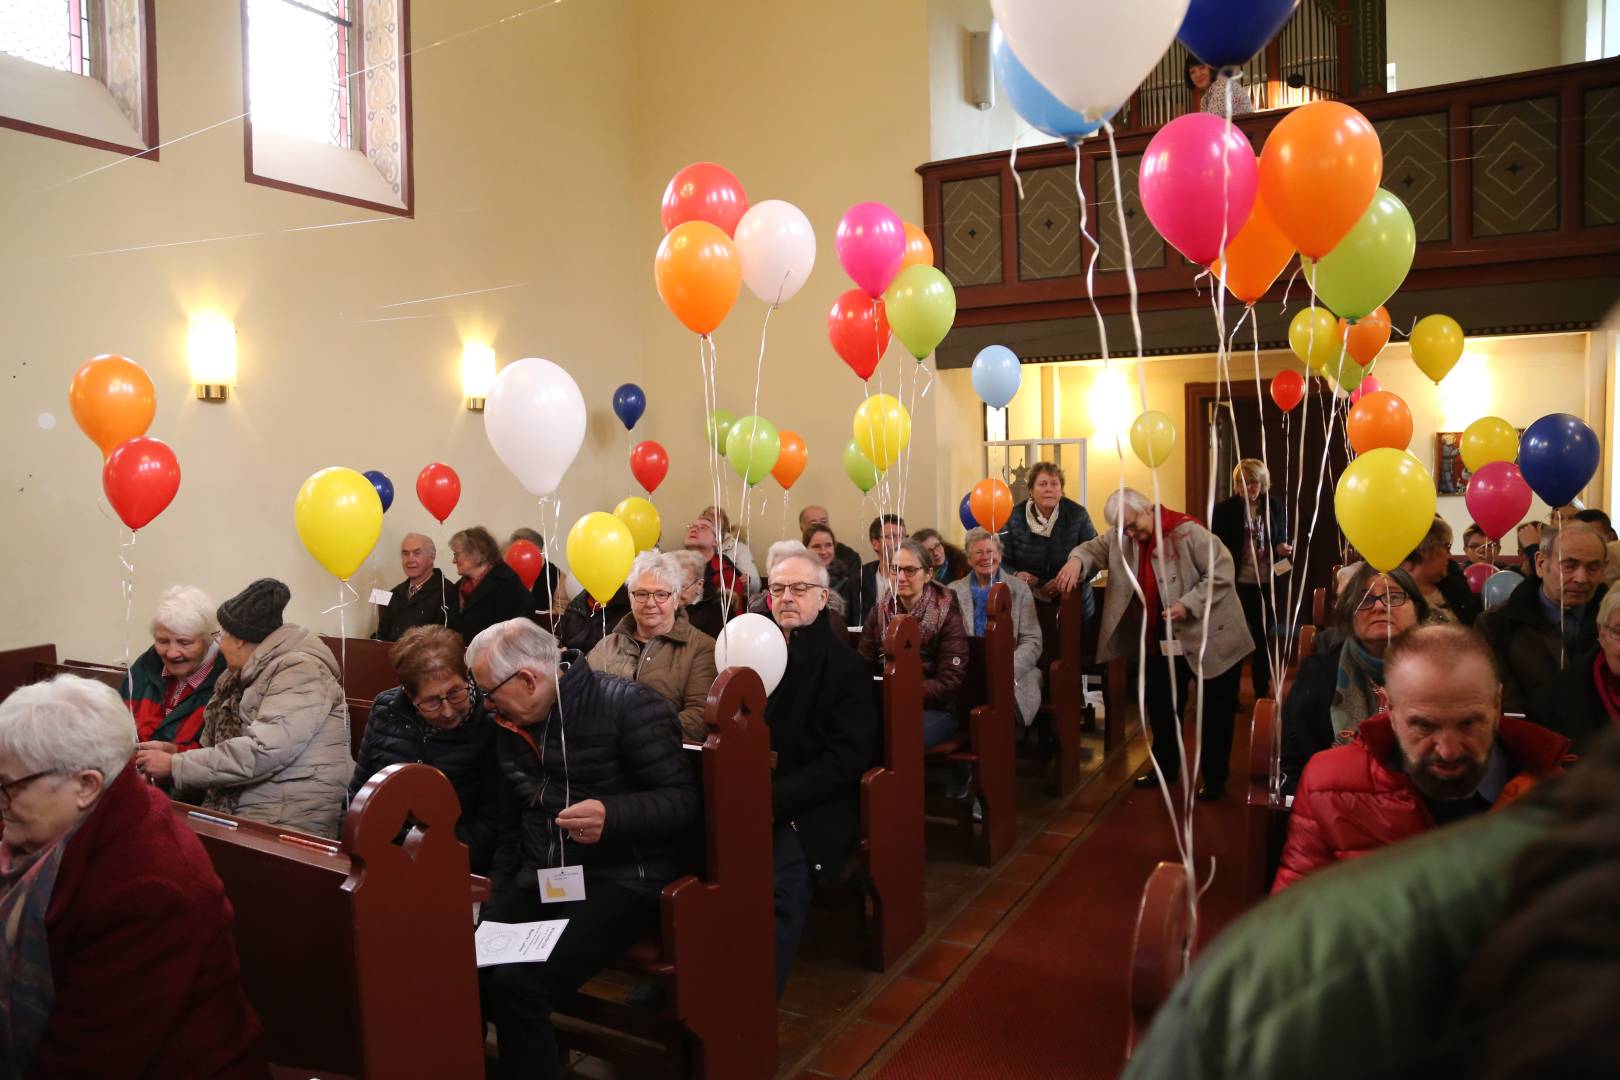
[1026,830,1073,858]
[940,905,1004,947]
[859,976,939,1027]
[996,852,1055,885]
[971,877,1031,913]
[904,939,974,983]
[805,1019,897,1079]
[1045,810,1092,837]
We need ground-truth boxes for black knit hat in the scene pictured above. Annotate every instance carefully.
[218,578,291,643]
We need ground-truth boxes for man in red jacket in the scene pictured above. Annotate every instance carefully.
[1273,623,1569,891]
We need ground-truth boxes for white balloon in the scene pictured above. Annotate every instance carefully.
[714,613,789,695]
[990,0,1190,123]
[733,199,817,307]
[484,358,586,497]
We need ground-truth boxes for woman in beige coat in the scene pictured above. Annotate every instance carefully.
[134,578,355,838]
[1055,488,1253,800]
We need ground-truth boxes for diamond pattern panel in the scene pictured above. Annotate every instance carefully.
[1376,112,1448,242]
[1095,154,1165,271]
[1017,167,1082,281]
[1472,96,1559,237]
[941,176,1003,287]
[1584,87,1620,227]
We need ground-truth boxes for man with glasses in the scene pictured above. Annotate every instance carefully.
[1529,588,1620,755]
[859,514,909,621]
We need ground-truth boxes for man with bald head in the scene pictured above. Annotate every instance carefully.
[798,504,863,596]
[375,533,456,641]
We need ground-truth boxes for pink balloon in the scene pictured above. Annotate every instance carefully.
[1463,562,1495,594]
[1139,113,1258,267]
[1349,375,1382,404]
[835,201,905,298]
[1464,461,1533,542]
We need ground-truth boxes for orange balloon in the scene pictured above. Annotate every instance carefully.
[1212,190,1294,305]
[69,354,156,459]
[1338,306,1391,368]
[772,429,807,490]
[1258,101,1382,259]
[970,478,1013,532]
[1346,390,1413,454]
[653,221,742,336]
[899,222,934,272]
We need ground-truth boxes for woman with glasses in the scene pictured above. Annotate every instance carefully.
[347,625,501,872]
[1529,588,1620,755]
[1279,565,1431,796]
[122,584,227,755]
[858,539,969,749]
[587,552,719,743]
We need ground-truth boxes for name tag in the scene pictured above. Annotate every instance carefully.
[369,588,394,606]
[1271,559,1293,577]
[539,865,586,904]
[1160,639,1185,657]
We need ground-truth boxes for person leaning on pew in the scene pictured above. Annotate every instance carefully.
[122,584,228,755]
[467,618,699,1080]
[0,675,267,1077]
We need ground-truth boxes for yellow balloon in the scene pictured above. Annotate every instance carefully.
[1410,314,1465,383]
[1288,307,1341,372]
[852,394,911,470]
[293,467,384,580]
[1334,448,1437,572]
[566,511,636,603]
[613,496,662,553]
[1129,410,1177,468]
[1460,416,1518,473]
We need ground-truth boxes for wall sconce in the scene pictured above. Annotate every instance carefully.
[188,318,237,401]
[461,343,496,411]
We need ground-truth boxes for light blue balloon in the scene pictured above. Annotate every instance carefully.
[1482,569,1523,611]
[971,345,1022,409]
[990,23,1114,145]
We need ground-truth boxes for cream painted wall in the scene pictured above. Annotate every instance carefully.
[926,0,1051,161]
[1388,0,1568,89]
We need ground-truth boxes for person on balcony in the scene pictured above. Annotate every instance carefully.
[1187,58,1254,117]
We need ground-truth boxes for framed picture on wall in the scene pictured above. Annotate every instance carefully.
[1435,429,1523,494]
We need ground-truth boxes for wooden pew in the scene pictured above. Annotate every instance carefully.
[861,614,926,970]
[346,698,372,759]
[34,661,127,692]
[1311,587,1327,628]
[933,583,1017,867]
[1243,699,1290,905]
[0,644,58,699]
[319,636,397,701]
[1042,586,1086,797]
[1127,860,1190,1057]
[179,763,487,1078]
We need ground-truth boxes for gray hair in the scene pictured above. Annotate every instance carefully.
[1103,487,1153,526]
[150,584,217,638]
[1541,521,1607,561]
[402,532,437,559]
[628,551,683,595]
[0,675,135,783]
[1598,588,1620,628]
[766,542,829,587]
[963,527,1002,554]
[668,548,707,588]
[892,538,930,570]
[465,618,560,684]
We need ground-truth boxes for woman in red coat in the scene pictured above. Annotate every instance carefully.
[0,675,266,1078]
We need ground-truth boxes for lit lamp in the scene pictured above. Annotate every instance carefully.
[188,318,237,401]
[461,343,496,411]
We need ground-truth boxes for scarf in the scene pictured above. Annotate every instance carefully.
[874,580,953,655]
[1025,499,1059,539]
[196,668,249,816]
[1594,652,1620,728]
[969,571,999,636]
[0,826,77,1077]
[1330,637,1388,742]
[1136,507,1202,640]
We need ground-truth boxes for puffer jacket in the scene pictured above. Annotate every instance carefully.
[857,579,969,711]
[169,624,355,839]
[122,645,226,752]
[1477,575,1608,712]
[586,610,719,743]
[1001,496,1098,615]
[1273,714,1569,891]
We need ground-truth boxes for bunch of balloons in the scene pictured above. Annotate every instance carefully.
[828,202,954,378]
[850,394,912,482]
[70,354,181,533]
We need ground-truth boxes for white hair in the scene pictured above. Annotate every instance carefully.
[402,533,437,559]
[1104,487,1153,527]
[1598,588,1620,627]
[668,548,707,587]
[629,551,684,595]
[466,618,560,683]
[150,584,217,638]
[0,675,135,783]
[767,542,829,587]
[963,527,1002,553]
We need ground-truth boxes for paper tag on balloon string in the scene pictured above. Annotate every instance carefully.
[539,866,585,904]
[369,588,393,606]
[1272,559,1292,577]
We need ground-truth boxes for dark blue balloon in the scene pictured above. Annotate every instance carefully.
[1178,0,1298,71]
[959,492,977,532]
[363,469,394,513]
[1518,413,1600,508]
[612,383,646,431]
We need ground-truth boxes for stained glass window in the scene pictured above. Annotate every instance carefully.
[245,0,355,148]
[0,0,95,76]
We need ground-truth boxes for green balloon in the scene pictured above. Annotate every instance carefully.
[842,439,879,494]
[724,415,780,485]
[706,408,735,454]
[882,264,957,360]
[1300,189,1415,321]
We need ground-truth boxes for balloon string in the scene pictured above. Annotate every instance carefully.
[735,302,777,583]
[322,578,360,726]
[1010,138,1026,202]
[119,527,137,700]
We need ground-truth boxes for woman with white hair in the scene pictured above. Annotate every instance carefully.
[947,528,1044,728]
[122,584,227,755]
[0,676,265,1075]
[1055,488,1254,799]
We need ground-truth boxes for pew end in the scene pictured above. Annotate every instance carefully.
[1126,860,1191,1058]
[934,584,1017,867]
[860,615,926,970]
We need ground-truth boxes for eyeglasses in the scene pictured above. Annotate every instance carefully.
[630,589,675,604]
[767,581,824,598]
[1356,589,1410,611]
[892,565,927,578]
[1599,622,1620,640]
[413,683,471,717]
[0,770,56,808]
[475,669,523,699]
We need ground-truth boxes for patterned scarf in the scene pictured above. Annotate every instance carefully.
[196,668,248,815]
[1330,636,1388,742]
[1025,499,1058,539]
[0,826,77,1077]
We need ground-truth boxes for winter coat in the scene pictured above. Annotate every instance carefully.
[1278,638,1351,797]
[857,578,969,712]
[946,573,1044,725]
[586,610,719,743]
[169,624,355,839]
[122,645,226,752]
[859,561,884,622]
[528,561,564,616]
[1431,559,1483,627]
[1527,646,1618,756]
[1001,497,1097,585]
[452,561,533,646]
[34,764,267,1078]
[1273,714,1569,891]
[375,568,456,642]
[555,587,632,655]
[1210,494,1289,581]
[1476,576,1608,712]
[832,541,864,600]
[346,687,502,873]
[683,597,726,641]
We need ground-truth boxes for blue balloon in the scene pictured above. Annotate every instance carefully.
[971,345,1022,409]
[363,470,394,513]
[959,492,977,532]
[1178,0,1299,71]
[612,383,646,431]
[1482,569,1524,611]
[1518,413,1600,508]
[990,23,1112,145]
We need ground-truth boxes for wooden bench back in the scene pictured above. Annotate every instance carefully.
[1127,860,1190,1057]
[958,584,1017,865]
[862,615,925,969]
[1044,586,1085,794]
[34,661,126,691]
[0,644,56,700]
[319,636,398,702]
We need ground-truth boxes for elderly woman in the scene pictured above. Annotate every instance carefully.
[1055,488,1253,799]
[858,539,969,748]
[122,584,227,754]
[450,526,534,645]
[1529,588,1620,756]
[1400,515,1481,627]
[804,524,860,618]
[671,547,726,639]
[588,553,719,743]
[133,579,354,839]
[947,528,1043,727]
[1279,565,1430,796]
[0,676,265,1075]
[1001,462,1098,614]
[1211,458,1293,701]
[348,625,501,872]
[913,528,970,584]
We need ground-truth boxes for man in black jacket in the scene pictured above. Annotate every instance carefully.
[860,513,908,621]
[1211,460,1293,700]
[374,533,456,641]
[467,618,699,1080]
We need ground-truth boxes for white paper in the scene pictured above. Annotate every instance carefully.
[1159,639,1185,657]
[369,588,394,606]
[539,865,586,904]
[1271,559,1293,577]
[474,919,569,967]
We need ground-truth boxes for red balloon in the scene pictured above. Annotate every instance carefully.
[1463,562,1494,594]
[416,462,461,523]
[504,539,543,590]
[1464,461,1533,542]
[1270,369,1305,412]
[103,436,180,530]
[630,440,669,494]
[660,162,748,237]
[828,289,891,381]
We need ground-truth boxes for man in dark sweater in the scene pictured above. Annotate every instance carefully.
[375,533,455,641]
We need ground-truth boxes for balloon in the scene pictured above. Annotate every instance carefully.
[1139,113,1258,266]
[1460,417,1519,473]
[566,512,636,604]
[959,491,977,531]
[1339,306,1391,368]
[1465,461,1533,542]
[505,540,543,590]
[1348,375,1381,405]
[1178,0,1298,70]
[1301,189,1415,320]
[362,470,394,513]
[1129,410,1177,468]
[836,201,906,298]
[660,162,748,237]
[724,415,781,486]
[970,478,1014,532]
[772,430,807,490]
[613,496,662,553]
[103,437,180,531]
[715,613,789,695]
[1463,562,1494,594]
[1518,413,1601,508]
[989,21,1108,144]
[899,223,934,272]
[1326,355,1367,396]
[734,199,816,306]
[1288,307,1340,372]
[69,354,156,458]
[630,440,669,494]
[706,409,736,455]
[1346,391,1413,454]
[612,383,645,431]
[971,345,1022,409]
[1258,100,1382,258]
[827,289,891,380]
[416,463,461,523]
[844,440,880,494]
[654,221,742,335]
[1483,570,1524,610]
[1270,369,1305,412]
[1335,449,1436,572]
[1410,314,1465,383]
[294,466,384,580]
[852,394,911,470]
[883,264,956,360]
[1212,190,1294,305]
[485,358,587,497]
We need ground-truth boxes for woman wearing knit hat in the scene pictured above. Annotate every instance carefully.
[134,578,354,838]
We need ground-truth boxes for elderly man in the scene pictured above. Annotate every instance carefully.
[799,504,864,590]
[468,618,699,1080]
[1274,624,1568,891]
[376,532,455,641]
[860,513,909,620]
[1574,507,1620,585]
[683,514,744,617]
[947,528,1043,728]
[1477,522,1611,712]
